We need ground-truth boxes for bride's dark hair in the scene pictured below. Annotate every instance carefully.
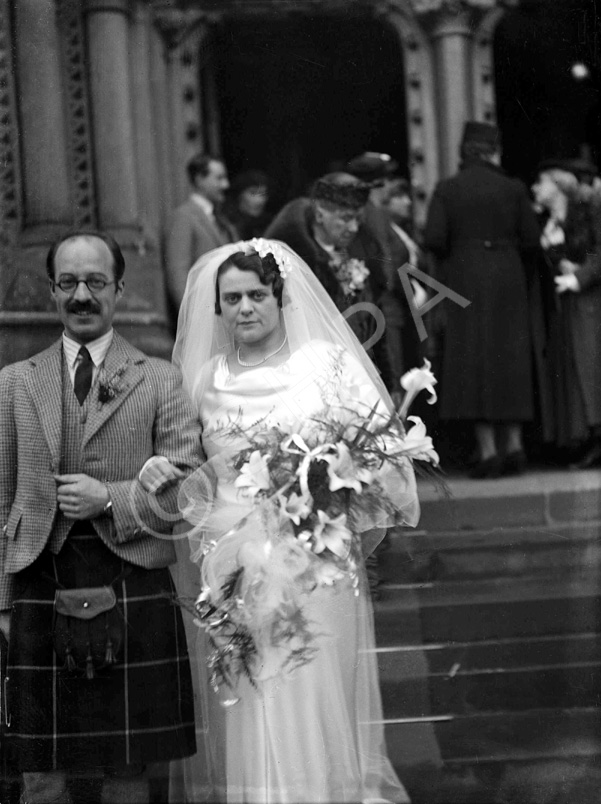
[215,249,284,314]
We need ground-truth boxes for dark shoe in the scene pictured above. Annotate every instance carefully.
[468,455,503,479]
[502,450,527,476]
[570,441,601,470]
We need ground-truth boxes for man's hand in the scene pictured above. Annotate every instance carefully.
[139,457,185,494]
[0,610,10,643]
[54,473,110,519]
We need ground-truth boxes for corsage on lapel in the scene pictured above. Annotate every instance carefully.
[98,366,127,405]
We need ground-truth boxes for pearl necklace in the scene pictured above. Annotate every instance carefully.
[237,335,288,367]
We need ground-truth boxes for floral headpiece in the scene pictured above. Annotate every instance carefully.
[248,238,293,278]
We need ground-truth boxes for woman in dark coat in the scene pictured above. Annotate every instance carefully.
[532,163,601,465]
[424,122,540,477]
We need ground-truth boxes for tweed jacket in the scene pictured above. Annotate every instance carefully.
[166,196,238,309]
[0,332,202,609]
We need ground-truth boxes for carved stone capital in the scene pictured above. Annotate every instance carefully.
[410,0,514,12]
[409,0,517,26]
[85,0,131,14]
[150,5,219,50]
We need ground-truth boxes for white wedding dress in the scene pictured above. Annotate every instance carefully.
[171,341,415,804]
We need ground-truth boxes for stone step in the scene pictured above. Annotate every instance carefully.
[387,706,601,765]
[377,633,601,718]
[382,660,601,717]
[387,707,601,803]
[417,468,601,532]
[374,572,600,646]
[379,631,601,675]
[383,520,601,583]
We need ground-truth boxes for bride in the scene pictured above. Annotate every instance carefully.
[148,239,425,803]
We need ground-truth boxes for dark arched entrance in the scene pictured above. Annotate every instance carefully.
[212,12,408,209]
[494,0,600,184]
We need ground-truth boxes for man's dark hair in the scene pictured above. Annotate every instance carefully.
[46,230,126,282]
[214,250,284,314]
[187,152,224,185]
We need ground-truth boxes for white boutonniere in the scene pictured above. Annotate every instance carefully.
[331,256,370,296]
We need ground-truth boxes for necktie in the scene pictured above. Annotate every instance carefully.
[74,346,93,405]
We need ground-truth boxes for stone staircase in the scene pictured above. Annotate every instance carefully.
[376,468,601,803]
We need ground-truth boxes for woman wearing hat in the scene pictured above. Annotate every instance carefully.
[424,122,540,478]
[532,160,601,466]
[224,169,272,240]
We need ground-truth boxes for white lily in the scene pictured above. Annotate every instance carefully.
[322,442,373,493]
[234,450,271,498]
[313,511,352,559]
[402,416,440,465]
[279,491,313,525]
[398,358,438,419]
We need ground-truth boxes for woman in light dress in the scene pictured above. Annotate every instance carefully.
[147,239,422,803]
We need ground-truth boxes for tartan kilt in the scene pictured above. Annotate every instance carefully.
[6,533,196,772]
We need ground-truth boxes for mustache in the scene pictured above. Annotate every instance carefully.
[66,301,101,315]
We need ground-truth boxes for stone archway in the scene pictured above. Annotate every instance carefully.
[152,0,442,229]
[210,11,410,213]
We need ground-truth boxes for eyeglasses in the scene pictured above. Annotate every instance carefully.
[52,276,116,294]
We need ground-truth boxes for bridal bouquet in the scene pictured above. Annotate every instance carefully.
[188,360,439,699]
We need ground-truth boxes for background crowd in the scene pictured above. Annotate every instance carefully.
[165,120,601,480]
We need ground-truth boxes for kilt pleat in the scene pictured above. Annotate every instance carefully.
[6,535,196,772]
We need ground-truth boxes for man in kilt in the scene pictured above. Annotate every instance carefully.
[0,231,202,803]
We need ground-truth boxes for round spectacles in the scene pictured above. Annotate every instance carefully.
[53,277,116,294]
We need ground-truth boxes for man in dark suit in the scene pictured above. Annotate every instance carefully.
[0,231,202,803]
[166,152,238,310]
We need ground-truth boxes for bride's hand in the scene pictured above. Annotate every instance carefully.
[139,456,185,493]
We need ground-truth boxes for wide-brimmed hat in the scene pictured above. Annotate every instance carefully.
[461,121,500,148]
[346,152,399,183]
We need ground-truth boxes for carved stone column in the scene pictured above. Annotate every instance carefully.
[431,7,473,174]
[410,0,512,176]
[152,8,216,207]
[15,0,71,225]
[130,2,162,234]
[85,0,138,227]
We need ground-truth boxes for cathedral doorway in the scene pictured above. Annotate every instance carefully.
[210,12,408,210]
[494,0,600,184]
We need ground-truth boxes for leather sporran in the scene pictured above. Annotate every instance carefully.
[52,586,124,679]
